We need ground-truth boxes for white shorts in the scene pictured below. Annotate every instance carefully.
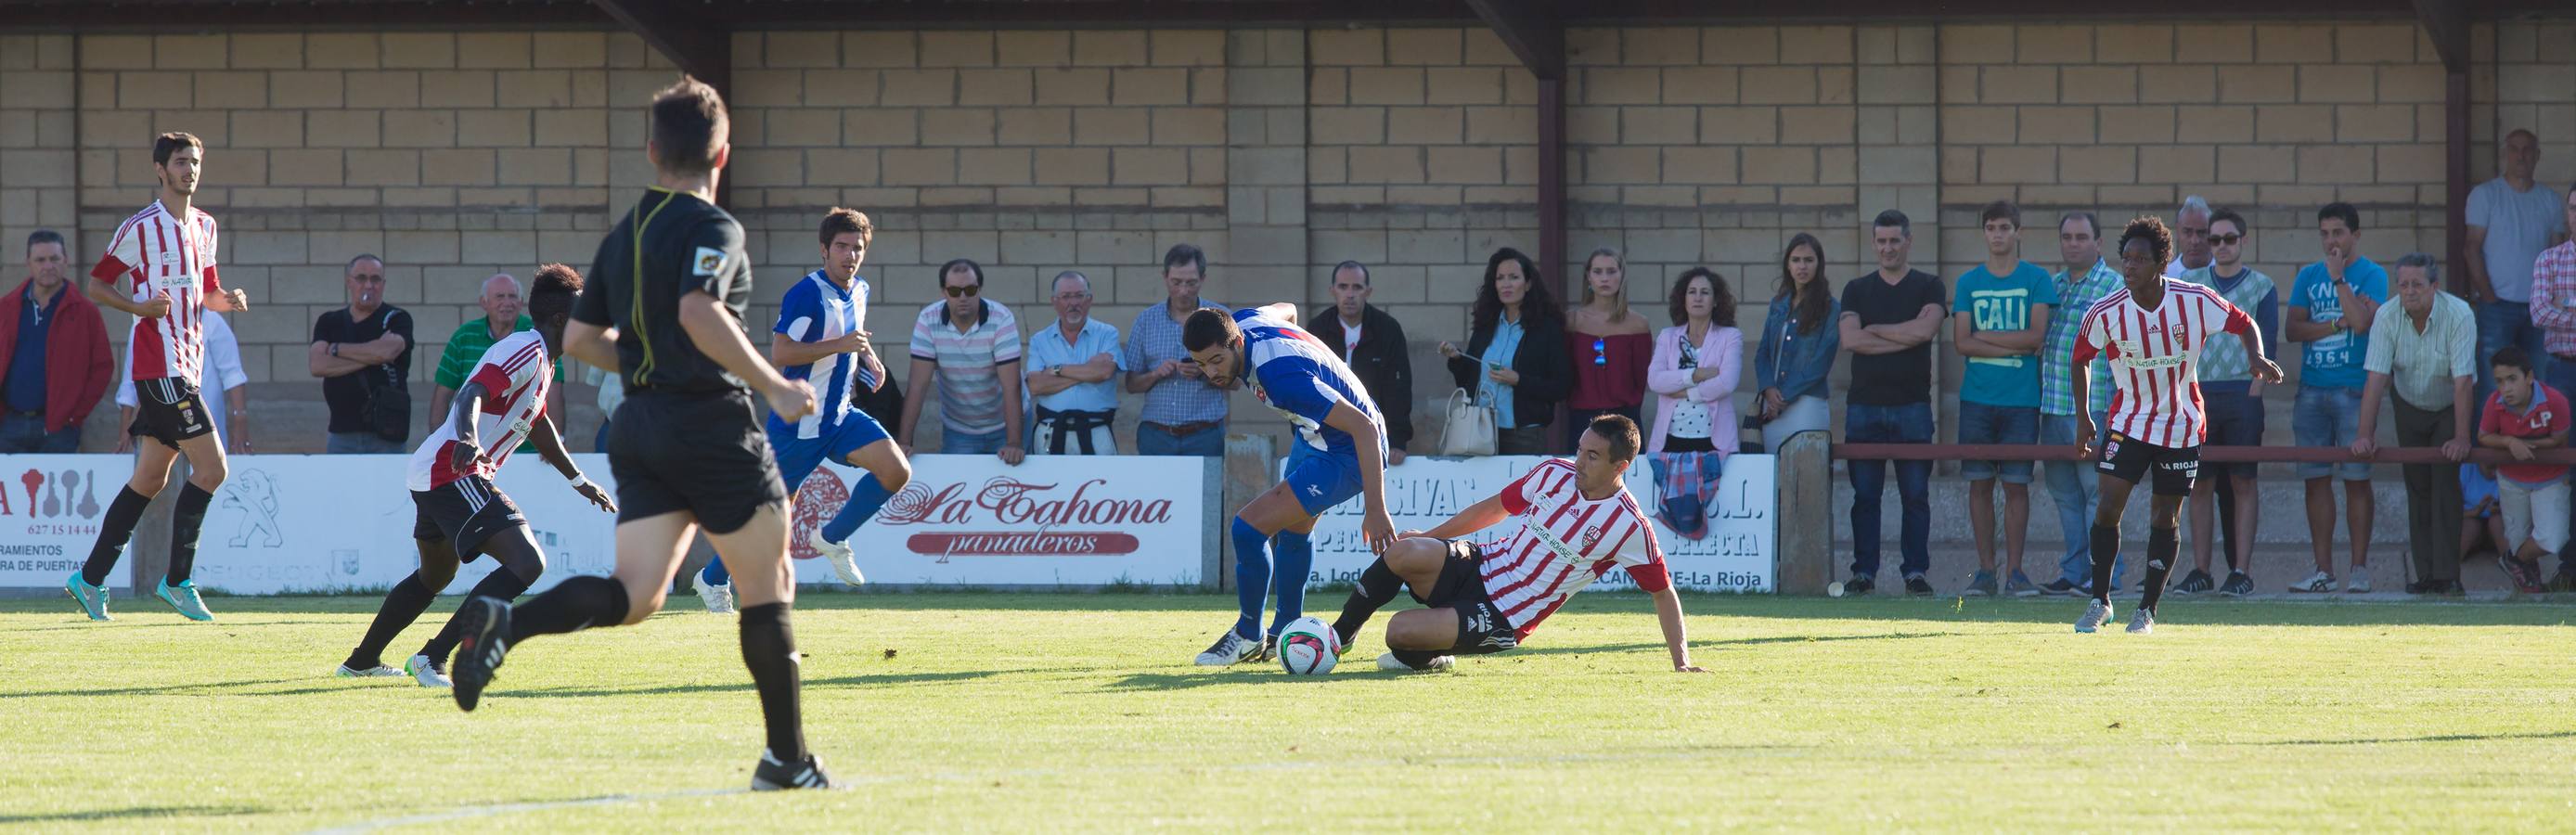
[2498,479,2570,555]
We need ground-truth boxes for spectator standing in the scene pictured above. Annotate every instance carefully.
[1839,210,1947,597]
[898,258,1024,464]
[1951,200,2057,597]
[1306,261,1415,463]
[2039,212,2126,596]
[1753,234,1837,454]
[1024,271,1124,455]
[120,309,248,455]
[0,229,112,453]
[2174,208,2279,597]
[2162,196,2215,277]
[1125,244,1230,456]
[430,272,566,452]
[1565,248,1652,451]
[309,254,415,453]
[2286,202,2388,593]
[2467,130,2569,403]
[2351,253,2476,595]
[2526,188,2576,591]
[1442,247,1571,456]
[2477,347,2568,593]
[1643,267,1741,540]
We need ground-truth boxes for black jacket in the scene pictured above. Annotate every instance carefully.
[1448,310,1572,430]
[1307,303,1415,453]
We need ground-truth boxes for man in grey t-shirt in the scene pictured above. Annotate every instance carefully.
[2468,129,2570,403]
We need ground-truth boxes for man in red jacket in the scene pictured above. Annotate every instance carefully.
[0,230,113,453]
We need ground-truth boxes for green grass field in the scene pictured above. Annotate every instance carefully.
[3,591,2572,831]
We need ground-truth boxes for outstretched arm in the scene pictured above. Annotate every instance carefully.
[1409,494,1511,542]
[1651,588,1706,673]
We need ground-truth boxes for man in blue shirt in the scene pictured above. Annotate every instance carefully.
[2286,201,2389,594]
[1951,200,2057,598]
[1024,271,1126,455]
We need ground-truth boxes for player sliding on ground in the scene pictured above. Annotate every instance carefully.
[444,78,840,791]
[1329,415,1706,672]
[1182,303,1397,665]
[2070,216,2284,634]
[690,207,904,613]
[334,263,614,687]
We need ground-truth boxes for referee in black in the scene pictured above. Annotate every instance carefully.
[445,77,836,791]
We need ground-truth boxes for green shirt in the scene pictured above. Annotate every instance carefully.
[437,314,563,452]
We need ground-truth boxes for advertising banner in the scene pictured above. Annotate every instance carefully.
[797,454,1211,586]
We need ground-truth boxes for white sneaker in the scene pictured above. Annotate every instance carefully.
[335,663,401,678]
[1375,651,1452,672]
[2074,598,2113,634]
[1192,629,1263,666]
[2126,610,2155,635]
[695,579,736,615]
[2344,569,2372,594]
[2287,571,2336,593]
[811,530,866,586]
[406,654,453,688]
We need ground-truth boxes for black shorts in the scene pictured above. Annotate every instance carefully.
[2096,430,2200,496]
[129,377,213,450]
[1412,540,1519,656]
[412,475,525,559]
[607,389,786,534]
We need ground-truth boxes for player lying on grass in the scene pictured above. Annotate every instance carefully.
[1182,302,1397,665]
[1328,414,1707,673]
[336,263,614,687]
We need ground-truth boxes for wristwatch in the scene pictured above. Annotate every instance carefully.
[328,343,340,357]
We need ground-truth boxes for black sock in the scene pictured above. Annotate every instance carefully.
[81,486,150,586]
[739,602,807,763]
[1332,559,1403,646]
[345,572,438,671]
[2142,526,2180,614]
[505,575,629,645]
[1392,648,1448,670]
[165,482,214,584]
[2089,524,2120,602]
[420,570,535,668]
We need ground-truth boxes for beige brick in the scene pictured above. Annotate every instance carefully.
[2376,143,2441,183]
[2100,105,2174,143]
[457,109,530,147]
[1857,65,1932,105]
[920,32,995,68]
[1310,28,1383,66]
[2137,146,2211,183]
[1660,147,1737,185]
[1860,146,1937,184]
[1740,66,1816,105]
[2336,23,2418,62]
[457,32,532,69]
[995,32,1070,67]
[2013,106,2092,144]
[2256,25,2333,64]
[765,109,842,146]
[1580,147,1656,184]
[1702,27,1778,65]
[1779,105,1852,145]
[2296,145,2372,184]
[2377,65,2443,104]
[1019,69,1104,109]
[1938,105,2015,144]
[1383,29,1460,66]
[1939,65,1977,104]
[306,109,381,147]
[958,70,1033,106]
[343,148,419,186]
[228,33,302,70]
[845,109,918,146]
[728,148,801,187]
[149,33,226,70]
[1980,66,2055,104]
[2137,65,2214,104]
[795,70,876,107]
[918,109,993,146]
[1700,106,1779,145]
[1978,146,2056,184]
[836,32,913,69]
[1779,26,1852,64]
[1649,67,1733,107]
[1111,68,1187,105]
[1620,106,1694,144]
[1350,146,1426,184]
[384,109,457,147]
[535,109,606,146]
[2256,104,2333,142]
[1566,105,1617,144]
[957,148,1032,186]
[1072,107,1150,147]
[1466,106,1535,143]
[380,33,455,69]
[1623,28,1700,65]
[1426,146,1501,184]
[762,32,839,69]
[2174,25,2253,63]
[1742,147,1816,185]
[2096,25,2176,63]
[1576,67,1656,106]
[1817,67,1854,105]
[530,32,605,69]
[1940,25,2014,64]
[1310,107,1385,145]
[1154,108,1226,145]
[2219,66,2295,103]
[2060,66,2137,104]
[116,71,189,109]
[880,148,955,186]
[882,70,956,106]
[269,148,343,186]
[2174,106,2249,144]
[1110,147,1186,185]
[224,109,299,148]
[1350,68,1426,106]
[305,33,379,69]
[2016,25,2093,63]
[1035,148,1110,185]
[1073,31,1149,67]
[2336,104,2415,142]
[2217,145,2295,183]
[341,71,417,109]
[419,71,494,108]
[1425,67,1504,105]
[496,70,573,109]
[995,108,1070,145]
[78,35,152,70]
[2297,66,2374,103]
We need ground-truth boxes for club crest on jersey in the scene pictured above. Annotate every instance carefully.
[160,250,180,265]
[692,247,727,276]
[1580,526,1603,550]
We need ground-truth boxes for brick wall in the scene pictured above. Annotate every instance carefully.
[2,20,2570,454]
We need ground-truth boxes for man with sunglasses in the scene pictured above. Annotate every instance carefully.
[898,257,1025,464]
[2175,208,2279,597]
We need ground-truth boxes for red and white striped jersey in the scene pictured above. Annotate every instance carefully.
[1473,458,1672,638]
[407,330,554,492]
[2070,279,2254,449]
[90,200,222,383]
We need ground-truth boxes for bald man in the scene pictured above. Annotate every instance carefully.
[430,272,565,448]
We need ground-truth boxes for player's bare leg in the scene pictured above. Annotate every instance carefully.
[450,510,695,712]
[410,526,551,687]
[339,535,460,679]
[1330,536,1449,649]
[1378,608,1461,672]
[805,438,912,586]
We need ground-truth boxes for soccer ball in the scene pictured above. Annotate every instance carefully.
[1277,616,1340,675]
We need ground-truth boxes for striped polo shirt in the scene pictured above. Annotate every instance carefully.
[908,298,1022,434]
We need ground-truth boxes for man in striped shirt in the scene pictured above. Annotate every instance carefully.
[68,132,252,623]
[1330,415,1706,673]
[898,258,1024,463]
[2070,217,2284,635]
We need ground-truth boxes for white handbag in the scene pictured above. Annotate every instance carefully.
[1440,387,1498,456]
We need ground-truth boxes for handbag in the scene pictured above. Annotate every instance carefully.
[362,365,410,443]
[1439,387,1497,456]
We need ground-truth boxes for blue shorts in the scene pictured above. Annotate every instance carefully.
[1283,441,1365,517]
[1956,401,2039,484]
[767,412,892,491]
[2291,385,2369,482]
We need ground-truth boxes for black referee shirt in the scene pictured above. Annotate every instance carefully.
[573,186,756,395]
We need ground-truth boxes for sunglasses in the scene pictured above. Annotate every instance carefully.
[1591,338,1607,366]
[945,285,981,298]
[2209,234,2242,245]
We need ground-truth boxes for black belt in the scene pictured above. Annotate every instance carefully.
[1036,406,1115,455]
[1139,420,1220,435]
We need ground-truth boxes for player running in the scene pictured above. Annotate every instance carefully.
[66,132,251,622]
[334,263,614,687]
[1329,415,1707,673]
[444,77,839,791]
[691,207,905,613]
[1181,303,1397,665]
[2070,216,2284,634]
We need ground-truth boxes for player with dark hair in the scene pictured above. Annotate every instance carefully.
[1180,303,1396,665]
[68,131,253,622]
[444,77,839,791]
[2070,217,2285,634]
[336,263,612,687]
[1331,414,1707,673]
[690,206,903,612]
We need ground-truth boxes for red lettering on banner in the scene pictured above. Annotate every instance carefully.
[906,532,1141,560]
[879,478,1175,528]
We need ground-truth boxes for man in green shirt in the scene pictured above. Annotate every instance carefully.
[429,272,565,449]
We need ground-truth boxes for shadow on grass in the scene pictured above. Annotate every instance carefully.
[0,677,312,699]
[2255,729,2576,746]
[485,669,1009,700]
[0,805,266,824]
[8,619,350,632]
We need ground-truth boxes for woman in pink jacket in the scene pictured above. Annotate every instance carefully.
[1644,267,1741,538]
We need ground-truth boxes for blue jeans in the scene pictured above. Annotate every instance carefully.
[1846,402,1933,580]
[1137,420,1227,457]
[1956,401,2039,483]
[2041,411,2123,586]
[2478,301,2550,406]
[0,413,79,453]
[2291,385,2369,482]
[940,426,1006,456]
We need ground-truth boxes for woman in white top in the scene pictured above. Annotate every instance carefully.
[1643,268,1742,537]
